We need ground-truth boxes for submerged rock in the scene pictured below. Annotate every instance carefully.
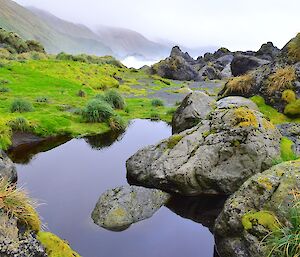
[127,105,281,196]
[0,151,17,182]
[214,160,300,257]
[91,185,170,231]
[172,91,215,134]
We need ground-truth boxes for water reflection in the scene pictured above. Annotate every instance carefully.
[9,119,218,257]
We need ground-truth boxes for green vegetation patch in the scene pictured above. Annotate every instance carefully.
[37,232,81,257]
[167,134,184,149]
[280,137,298,161]
[288,33,300,63]
[242,210,279,232]
[284,99,300,118]
[151,98,164,107]
[281,89,296,104]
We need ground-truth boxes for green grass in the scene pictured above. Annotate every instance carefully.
[280,137,298,161]
[251,95,300,124]
[0,59,174,149]
[264,191,300,257]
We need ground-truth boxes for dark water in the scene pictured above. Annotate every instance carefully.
[10,119,220,257]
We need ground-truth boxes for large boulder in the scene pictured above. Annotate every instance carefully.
[231,54,269,76]
[127,105,281,196]
[91,185,170,231]
[0,151,17,182]
[0,214,47,257]
[172,91,216,134]
[198,65,221,80]
[214,160,300,257]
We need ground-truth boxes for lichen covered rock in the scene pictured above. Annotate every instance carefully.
[127,106,281,196]
[91,185,170,231]
[214,160,300,257]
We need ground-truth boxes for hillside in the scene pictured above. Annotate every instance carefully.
[0,0,112,55]
[29,7,169,59]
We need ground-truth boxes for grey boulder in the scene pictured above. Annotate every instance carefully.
[0,151,17,182]
[127,106,281,196]
[172,91,215,134]
[91,185,170,231]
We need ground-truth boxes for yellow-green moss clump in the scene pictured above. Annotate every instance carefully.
[284,99,300,117]
[266,66,296,94]
[281,89,296,103]
[224,74,255,95]
[167,134,184,149]
[242,211,279,231]
[280,137,298,161]
[234,107,258,128]
[288,33,300,63]
[37,232,81,257]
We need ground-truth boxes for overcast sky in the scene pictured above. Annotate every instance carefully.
[14,0,300,51]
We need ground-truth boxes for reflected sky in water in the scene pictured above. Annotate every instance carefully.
[14,119,215,257]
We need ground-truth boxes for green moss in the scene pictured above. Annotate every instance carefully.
[284,99,300,117]
[280,137,298,161]
[281,89,296,103]
[250,96,293,124]
[234,107,258,128]
[167,134,183,149]
[37,232,81,257]
[242,211,279,231]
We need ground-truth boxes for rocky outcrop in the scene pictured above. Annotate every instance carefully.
[0,151,17,182]
[127,103,281,196]
[230,54,269,76]
[91,185,170,231]
[0,215,47,257]
[172,91,216,134]
[255,42,280,61]
[214,160,300,257]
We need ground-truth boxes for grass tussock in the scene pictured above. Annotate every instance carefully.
[0,178,41,232]
[225,74,255,95]
[264,189,300,257]
[10,99,33,113]
[266,66,296,94]
[107,114,127,131]
[151,98,164,107]
[8,117,32,132]
[103,90,125,110]
[82,99,114,123]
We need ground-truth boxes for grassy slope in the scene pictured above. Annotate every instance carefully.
[0,58,179,149]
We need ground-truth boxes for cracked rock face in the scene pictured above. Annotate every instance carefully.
[127,106,281,196]
[214,160,300,257]
[91,186,170,231]
[0,151,17,182]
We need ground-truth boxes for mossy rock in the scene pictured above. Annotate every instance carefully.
[284,99,300,117]
[215,160,300,257]
[37,232,81,257]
